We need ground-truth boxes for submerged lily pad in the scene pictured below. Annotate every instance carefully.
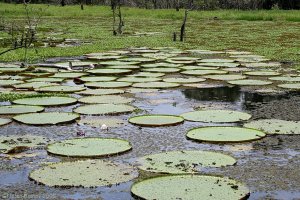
[137,150,236,173]
[78,95,132,104]
[47,137,132,157]
[228,79,273,86]
[85,81,132,88]
[76,89,124,95]
[163,77,206,83]
[129,115,184,127]
[78,117,125,127]
[244,71,281,76]
[88,69,132,75]
[132,82,180,89]
[0,118,12,126]
[79,76,117,82]
[181,70,227,76]
[0,105,44,114]
[74,104,136,115]
[181,110,251,123]
[187,127,265,143]
[277,83,300,90]
[13,112,79,125]
[131,175,250,200]
[13,97,77,106]
[204,74,247,81]
[244,119,300,135]
[36,86,85,93]
[0,135,51,154]
[29,160,137,187]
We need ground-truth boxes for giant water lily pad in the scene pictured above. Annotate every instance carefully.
[85,81,132,88]
[76,89,124,95]
[244,71,281,76]
[13,82,58,90]
[132,82,180,89]
[100,61,140,66]
[181,110,251,123]
[137,150,236,173]
[163,77,206,83]
[129,115,184,127]
[107,65,140,69]
[118,57,156,62]
[166,58,196,64]
[57,61,95,68]
[142,68,180,73]
[204,74,247,81]
[0,135,51,153]
[51,72,87,78]
[74,104,136,115]
[0,80,24,86]
[244,62,281,68]
[26,78,64,83]
[36,86,85,93]
[0,118,12,126]
[13,97,77,106]
[47,137,132,157]
[87,55,123,60]
[141,63,181,68]
[187,127,265,143]
[228,79,273,86]
[0,105,44,114]
[79,76,117,82]
[117,77,161,83]
[198,62,240,68]
[199,59,235,63]
[277,83,300,90]
[131,175,250,200]
[79,95,132,104]
[13,112,79,125]
[0,68,27,73]
[181,70,227,76]
[78,117,125,127]
[269,76,300,82]
[29,160,137,187]
[244,119,300,135]
[180,66,220,70]
[88,68,132,75]
[128,72,165,77]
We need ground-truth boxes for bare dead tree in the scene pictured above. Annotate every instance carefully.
[112,0,124,35]
[180,9,188,42]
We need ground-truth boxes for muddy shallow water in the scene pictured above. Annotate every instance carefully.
[0,85,300,199]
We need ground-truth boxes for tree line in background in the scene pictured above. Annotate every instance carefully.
[1,0,299,10]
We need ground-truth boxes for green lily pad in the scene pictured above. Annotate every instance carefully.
[128,72,165,77]
[78,95,132,104]
[0,68,27,73]
[181,110,251,123]
[244,71,281,76]
[87,55,123,60]
[187,126,265,143]
[0,80,24,86]
[100,61,140,66]
[85,81,132,88]
[132,49,159,53]
[199,59,235,63]
[168,57,199,61]
[132,82,180,89]
[131,175,250,200]
[13,97,77,106]
[183,83,224,88]
[26,78,64,83]
[228,79,273,86]
[0,75,26,80]
[137,150,236,173]
[180,66,220,70]
[117,77,161,83]
[142,68,181,73]
[118,57,156,62]
[244,119,300,135]
[88,69,132,75]
[166,58,196,64]
[13,112,79,125]
[269,76,300,82]
[204,74,247,81]
[181,70,227,76]
[0,118,12,126]
[163,77,206,83]
[78,117,125,127]
[74,104,136,115]
[0,135,51,153]
[187,49,224,54]
[142,53,178,60]
[141,63,181,68]
[29,160,137,188]
[107,65,140,69]
[13,82,58,90]
[0,105,44,114]
[0,63,21,68]
[126,88,159,93]
[76,89,125,95]
[56,61,95,67]
[51,72,87,78]
[244,62,281,68]
[47,137,132,157]
[79,76,117,82]
[198,62,240,68]
[129,115,184,127]
[21,72,54,77]
[277,83,300,90]
[36,86,85,93]
[236,58,270,63]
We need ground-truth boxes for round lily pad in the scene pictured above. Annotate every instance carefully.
[47,137,132,157]
[87,55,123,60]
[183,83,225,88]
[141,63,181,68]
[74,104,136,115]
[181,110,251,123]
[78,117,125,127]
[79,76,117,82]
[0,105,44,114]
[244,71,281,76]
[131,175,250,200]
[13,82,58,90]
[137,150,236,173]
[163,77,206,83]
[199,59,235,63]
[0,135,51,153]
[29,160,137,188]
[0,118,12,126]
[180,66,220,70]
[132,82,180,89]
[126,88,159,93]
[244,62,281,68]
[13,112,79,125]
[88,68,132,75]
[76,89,124,95]
[168,57,199,61]
[228,79,273,86]
[36,86,85,93]
[117,77,161,83]
[142,68,180,73]
[21,72,54,77]
[166,58,196,64]
[187,126,265,143]
[244,119,300,135]
[204,74,247,81]
[0,67,27,73]
[128,72,165,77]
[118,57,156,62]
[26,78,64,83]
[277,83,300,90]
[51,72,87,78]
[57,61,95,67]
[107,65,140,69]
[13,97,77,106]
[85,81,132,88]
[269,76,300,82]
[0,80,24,86]
[187,49,224,54]
[181,70,227,76]
[198,62,240,68]
[78,95,132,104]
[129,115,184,127]
[100,61,140,66]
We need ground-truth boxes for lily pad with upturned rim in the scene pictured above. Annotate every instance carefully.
[186,126,266,143]
[85,81,132,88]
[180,66,220,70]
[0,80,24,86]
[78,95,132,104]
[129,115,184,127]
[142,68,181,73]
[132,82,180,89]
[198,59,236,63]
[163,77,206,83]
[36,86,85,93]
[0,118,12,126]
[0,105,44,114]
[79,76,117,82]
[26,78,64,83]
[277,83,300,90]
[181,70,227,76]
[13,82,58,90]
[141,63,181,68]
[228,79,273,86]
[76,89,125,96]
[87,68,132,75]
[13,97,77,106]
[50,72,87,78]
[204,74,247,81]
[100,61,140,66]
[198,62,240,68]
[269,76,300,82]
[117,77,161,83]
[244,71,281,76]
[128,72,165,78]
[74,104,136,115]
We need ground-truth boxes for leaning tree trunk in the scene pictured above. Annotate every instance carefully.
[180,10,188,42]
